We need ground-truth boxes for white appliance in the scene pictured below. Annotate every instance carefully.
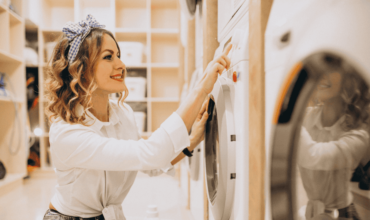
[204,7,249,219]
[187,5,207,219]
[217,0,248,42]
[179,0,200,19]
[188,68,207,220]
[186,68,203,181]
[265,0,370,219]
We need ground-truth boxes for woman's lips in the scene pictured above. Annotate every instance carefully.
[110,74,123,82]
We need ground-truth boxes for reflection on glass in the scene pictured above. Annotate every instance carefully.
[296,54,370,220]
[205,97,219,203]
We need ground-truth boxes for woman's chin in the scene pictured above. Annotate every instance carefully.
[104,86,126,94]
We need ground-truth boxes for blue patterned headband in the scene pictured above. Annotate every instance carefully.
[62,14,105,64]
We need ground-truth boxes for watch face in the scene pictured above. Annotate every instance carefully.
[205,96,220,203]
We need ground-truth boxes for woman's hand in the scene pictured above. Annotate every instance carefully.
[197,44,233,95]
[189,98,210,148]
[171,98,209,166]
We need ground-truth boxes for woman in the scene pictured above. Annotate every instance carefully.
[43,15,232,220]
[298,54,370,220]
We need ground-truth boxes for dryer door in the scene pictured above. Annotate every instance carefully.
[270,52,370,220]
[187,69,202,181]
[205,77,236,220]
[187,143,201,181]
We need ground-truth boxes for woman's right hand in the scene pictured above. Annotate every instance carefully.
[189,98,210,147]
[175,44,232,132]
[197,44,232,94]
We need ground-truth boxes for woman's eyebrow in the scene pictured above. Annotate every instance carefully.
[102,49,117,54]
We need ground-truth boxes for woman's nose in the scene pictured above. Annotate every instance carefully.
[116,57,126,70]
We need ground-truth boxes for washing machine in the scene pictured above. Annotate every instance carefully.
[204,3,249,219]
[186,68,203,181]
[265,0,370,219]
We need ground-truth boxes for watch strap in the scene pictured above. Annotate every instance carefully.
[182,148,194,157]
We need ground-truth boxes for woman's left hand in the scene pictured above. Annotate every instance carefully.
[189,98,210,148]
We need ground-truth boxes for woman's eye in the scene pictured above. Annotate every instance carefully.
[104,55,112,60]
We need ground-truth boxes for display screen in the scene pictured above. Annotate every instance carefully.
[205,97,219,203]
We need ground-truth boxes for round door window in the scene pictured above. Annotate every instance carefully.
[205,96,220,203]
[271,53,370,220]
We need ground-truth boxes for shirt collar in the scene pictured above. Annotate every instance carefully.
[312,106,346,136]
[75,101,120,131]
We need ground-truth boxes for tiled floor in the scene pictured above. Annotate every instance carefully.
[0,172,192,220]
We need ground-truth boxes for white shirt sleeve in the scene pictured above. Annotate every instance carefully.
[140,164,176,177]
[50,112,190,171]
[298,127,369,170]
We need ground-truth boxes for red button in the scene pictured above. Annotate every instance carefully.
[233,71,237,82]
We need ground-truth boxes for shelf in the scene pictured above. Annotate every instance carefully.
[151,0,179,29]
[125,98,148,102]
[151,67,179,99]
[0,3,7,13]
[29,167,56,178]
[41,28,62,33]
[42,30,62,63]
[26,65,39,68]
[116,0,146,8]
[9,9,22,25]
[116,28,147,34]
[151,63,179,68]
[0,49,22,64]
[41,0,74,30]
[151,97,179,102]
[115,29,147,42]
[0,173,25,196]
[0,96,24,103]
[42,29,63,42]
[79,0,114,31]
[25,18,38,31]
[115,0,147,29]
[9,9,23,57]
[151,35,179,63]
[125,64,147,69]
[115,28,147,40]
[151,0,178,8]
[151,28,178,37]
[9,0,23,17]
[0,7,9,52]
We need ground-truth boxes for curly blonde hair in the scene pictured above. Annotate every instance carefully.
[312,53,370,131]
[44,28,128,125]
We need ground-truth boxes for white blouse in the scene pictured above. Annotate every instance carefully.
[298,106,369,212]
[49,100,190,219]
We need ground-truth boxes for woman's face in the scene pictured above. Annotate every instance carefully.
[94,34,126,94]
[316,71,342,103]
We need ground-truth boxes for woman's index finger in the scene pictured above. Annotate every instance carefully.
[223,43,233,56]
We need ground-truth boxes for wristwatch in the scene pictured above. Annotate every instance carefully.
[182,148,194,157]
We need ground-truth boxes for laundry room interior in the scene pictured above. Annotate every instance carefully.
[1,0,370,220]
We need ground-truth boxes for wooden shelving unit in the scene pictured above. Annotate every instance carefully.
[0,0,27,196]
[29,0,181,171]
